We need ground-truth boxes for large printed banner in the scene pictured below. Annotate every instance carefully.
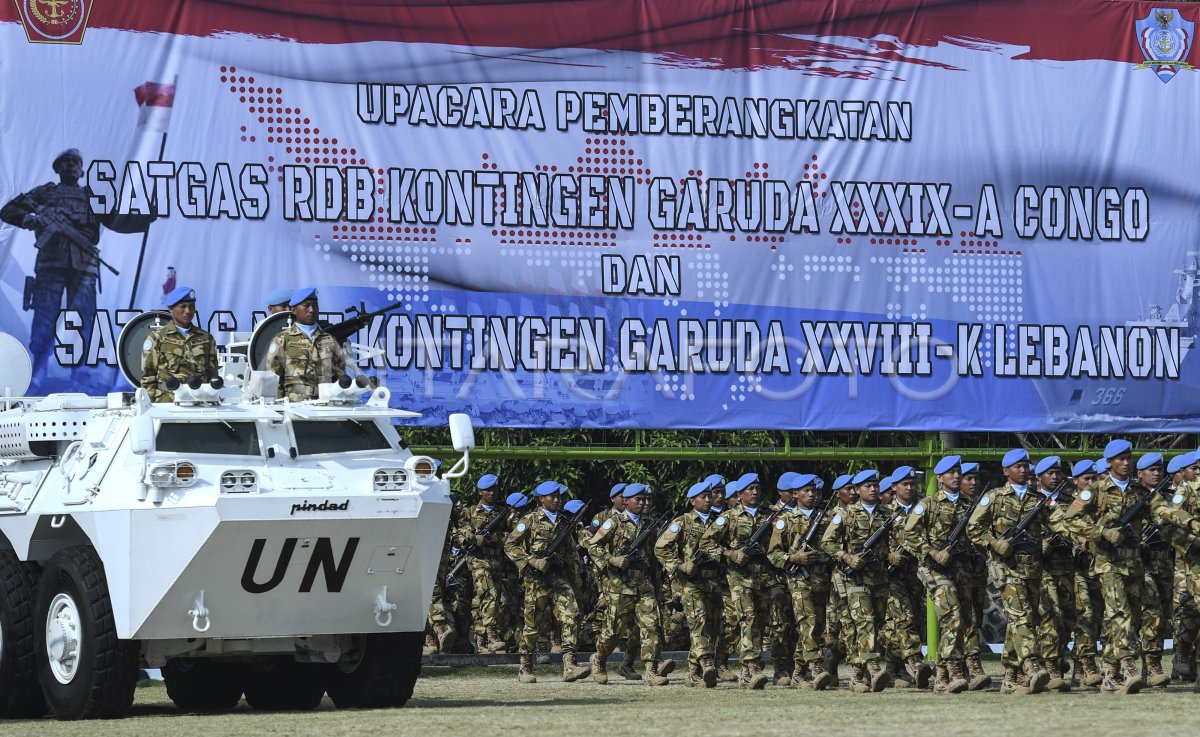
[1,0,1198,430]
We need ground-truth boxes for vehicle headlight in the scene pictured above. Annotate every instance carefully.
[149,461,198,488]
[373,468,407,492]
[220,470,258,493]
[405,455,437,483]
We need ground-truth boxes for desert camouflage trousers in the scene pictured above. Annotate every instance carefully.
[997,569,1057,667]
[716,581,737,663]
[594,580,661,662]
[729,581,771,665]
[886,571,924,661]
[828,571,852,655]
[919,567,966,661]
[844,580,890,665]
[1142,554,1173,659]
[1073,568,1102,659]
[519,575,580,655]
[1174,564,1200,661]
[468,558,512,631]
[787,577,831,663]
[769,579,797,666]
[1040,569,1075,666]
[681,582,722,666]
[959,563,988,659]
[1097,566,1147,665]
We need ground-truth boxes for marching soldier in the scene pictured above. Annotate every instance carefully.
[1065,459,1103,687]
[824,473,857,684]
[706,474,740,682]
[820,469,897,692]
[266,287,346,401]
[589,484,670,686]
[503,481,591,684]
[767,473,799,685]
[1055,440,1200,694]
[585,483,644,681]
[453,474,511,653]
[1167,452,1200,684]
[1134,453,1176,687]
[957,462,993,689]
[140,286,219,403]
[767,473,836,690]
[884,466,932,690]
[967,449,1055,694]
[1033,456,1073,691]
[700,473,775,689]
[655,481,722,687]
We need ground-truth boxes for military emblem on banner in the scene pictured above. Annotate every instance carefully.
[13,0,93,44]
[1135,9,1195,83]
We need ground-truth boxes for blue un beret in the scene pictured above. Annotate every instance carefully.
[879,475,894,493]
[1104,439,1132,459]
[934,455,961,475]
[891,465,917,482]
[265,288,292,306]
[533,480,562,497]
[814,476,825,489]
[563,499,585,514]
[1136,452,1164,471]
[793,473,817,489]
[622,482,649,498]
[1034,456,1061,476]
[1167,454,1190,475]
[961,462,979,476]
[852,469,879,485]
[736,472,760,488]
[506,492,528,508]
[687,481,710,499]
[290,286,318,306]
[476,474,499,490]
[1093,458,1109,475]
[1002,449,1029,468]
[832,474,853,491]
[704,474,726,488]
[164,286,196,308]
[609,483,627,498]
[777,472,799,490]
[1071,459,1096,478]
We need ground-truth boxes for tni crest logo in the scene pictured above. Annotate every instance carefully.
[1135,9,1195,83]
[14,0,92,44]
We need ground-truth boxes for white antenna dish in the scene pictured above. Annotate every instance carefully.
[0,332,33,397]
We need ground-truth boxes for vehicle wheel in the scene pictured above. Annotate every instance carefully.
[163,658,243,711]
[242,656,325,711]
[34,546,139,720]
[325,631,423,708]
[0,551,47,718]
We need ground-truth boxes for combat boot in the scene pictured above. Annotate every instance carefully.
[945,661,969,694]
[1098,661,1120,694]
[849,664,870,693]
[1000,664,1032,695]
[590,653,609,684]
[1144,654,1170,687]
[1078,656,1102,687]
[823,645,843,686]
[617,650,641,680]
[699,655,718,688]
[644,661,669,686]
[658,658,676,676]
[745,660,769,690]
[562,651,591,682]
[717,659,738,683]
[890,662,912,689]
[435,623,455,653]
[905,654,933,689]
[1046,661,1070,692]
[1172,643,1196,682]
[487,626,509,655]
[774,657,793,687]
[866,658,892,692]
[1022,657,1049,694]
[809,659,833,691]
[518,654,537,683]
[1117,656,1145,694]
[423,630,438,656]
[685,660,702,688]
[966,654,992,690]
[549,629,563,654]
[791,659,813,690]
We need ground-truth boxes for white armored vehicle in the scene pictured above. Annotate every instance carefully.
[0,317,474,720]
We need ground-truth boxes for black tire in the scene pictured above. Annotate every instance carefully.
[163,658,243,711]
[0,551,48,718]
[324,632,423,709]
[241,656,325,711]
[33,546,139,720]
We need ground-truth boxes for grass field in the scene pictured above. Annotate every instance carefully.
[3,658,1198,737]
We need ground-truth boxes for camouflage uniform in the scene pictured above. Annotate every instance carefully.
[266,323,346,401]
[1039,491,1078,678]
[140,323,219,403]
[453,503,510,651]
[1169,484,1200,681]
[700,507,776,686]
[767,506,835,687]
[967,483,1058,690]
[1140,504,1176,676]
[590,512,665,680]
[819,502,898,690]
[504,509,585,659]
[767,503,798,682]
[883,501,925,669]
[655,510,721,683]
[709,505,739,673]
[1056,476,1196,690]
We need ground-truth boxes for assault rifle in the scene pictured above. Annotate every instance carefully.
[527,500,592,576]
[741,509,781,558]
[446,503,511,583]
[998,490,1051,554]
[322,300,406,344]
[839,510,902,581]
[927,485,998,571]
[621,513,668,568]
[1098,476,1172,559]
[786,495,837,577]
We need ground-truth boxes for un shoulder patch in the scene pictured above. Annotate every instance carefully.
[1080,489,1093,502]
[1173,493,1185,505]
[669,522,681,533]
[775,519,786,530]
[602,519,614,531]
[516,522,526,533]
[142,339,152,352]
[979,496,991,508]
[590,519,600,528]
[715,516,727,527]
[913,503,925,515]
[832,514,842,525]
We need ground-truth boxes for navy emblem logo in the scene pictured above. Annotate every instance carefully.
[1136,9,1195,83]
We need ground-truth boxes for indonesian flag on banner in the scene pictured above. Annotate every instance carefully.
[133,81,176,132]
